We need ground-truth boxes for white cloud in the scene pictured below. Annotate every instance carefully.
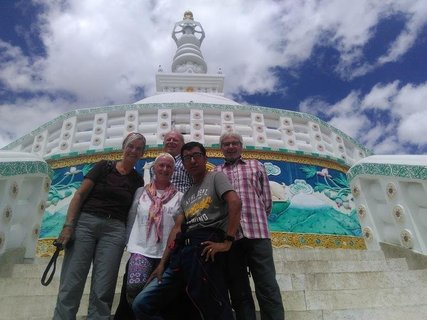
[361,81,399,110]
[371,135,403,155]
[305,81,427,154]
[0,96,73,147]
[329,0,427,79]
[1,0,427,151]
[299,98,330,117]
[327,91,362,117]
[393,82,427,116]
[398,111,427,145]
[0,40,46,91]
[329,114,369,140]
[360,125,385,149]
[378,0,427,64]
[4,0,425,98]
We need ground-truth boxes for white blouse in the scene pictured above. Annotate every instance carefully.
[127,189,183,258]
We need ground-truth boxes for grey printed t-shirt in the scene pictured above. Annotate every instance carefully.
[181,171,234,233]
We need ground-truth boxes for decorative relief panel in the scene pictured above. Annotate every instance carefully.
[38,150,362,256]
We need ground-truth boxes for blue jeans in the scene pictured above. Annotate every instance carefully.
[133,230,233,320]
[228,238,285,320]
[53,212,127,320]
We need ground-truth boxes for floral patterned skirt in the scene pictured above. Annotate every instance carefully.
[126,253,160,304]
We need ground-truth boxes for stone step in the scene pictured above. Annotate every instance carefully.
[5,267,427,299]
[273,268,427,291]
[5,267,426,299]
[10,257,128,279]
[0,317,94,320]
[0,275,123,297]
[3,285,426,318]
[3,248,426,320]
[6,306,427,320]
[297,286,427,311]
[270,306,427,320]
[321,305,427,320]
[31,247,384,263]
[0,293,120,320]
[26,248,385,269]
[11,254,407,280]
[273,248,387,262]
[276,257,408,274]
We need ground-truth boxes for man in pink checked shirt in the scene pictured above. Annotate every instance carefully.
[215,132,285,320]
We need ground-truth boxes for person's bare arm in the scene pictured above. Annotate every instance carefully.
[202,190,241,261]
[148,214,185,283]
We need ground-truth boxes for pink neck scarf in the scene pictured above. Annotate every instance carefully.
[144,182,177,243]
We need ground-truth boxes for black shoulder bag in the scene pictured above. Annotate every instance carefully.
[40,240,64,286]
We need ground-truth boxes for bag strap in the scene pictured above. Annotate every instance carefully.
[41,241,63,286]
[105,160,115,176]
[97,160,115,183]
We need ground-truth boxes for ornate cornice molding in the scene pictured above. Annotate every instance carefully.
[46,148,349,173]
[348,162,427,182]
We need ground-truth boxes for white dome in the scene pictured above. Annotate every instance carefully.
[134,92,241,105]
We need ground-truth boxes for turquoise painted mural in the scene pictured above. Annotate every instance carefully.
[40,159,362,239]
[264,162,361,237]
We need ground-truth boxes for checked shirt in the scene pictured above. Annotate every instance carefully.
[215,158,272,240]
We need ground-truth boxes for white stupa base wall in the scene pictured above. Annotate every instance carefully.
[348,155,427,255]
[0,152,51,263]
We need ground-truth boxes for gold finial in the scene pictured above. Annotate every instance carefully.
[183,10,193,20]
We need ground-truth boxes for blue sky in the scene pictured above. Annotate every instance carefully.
[1,0,426,154]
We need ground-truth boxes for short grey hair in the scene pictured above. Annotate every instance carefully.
[219,132,243,146]
[153,152,176,166]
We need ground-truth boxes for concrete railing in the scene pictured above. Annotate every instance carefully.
[348,155,427,255]
[2,103,371,167]
[0,152,51,263]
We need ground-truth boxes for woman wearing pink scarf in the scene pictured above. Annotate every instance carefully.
[124,153,183,311]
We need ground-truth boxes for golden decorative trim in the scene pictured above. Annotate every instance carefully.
[271,232,367,250]
[37,233,366,257]
[47,149,163,169]
[211,149,349,172]
[47,148,349,172]
[37,238,64,257]
[237,150,349,172]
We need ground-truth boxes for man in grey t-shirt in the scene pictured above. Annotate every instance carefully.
[133,142,242,320]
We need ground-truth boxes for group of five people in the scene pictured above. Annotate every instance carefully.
[53,130,284,320]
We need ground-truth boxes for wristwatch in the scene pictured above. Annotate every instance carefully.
[224,235,235,242]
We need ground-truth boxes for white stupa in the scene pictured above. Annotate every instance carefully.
[1,11,374,256]
[2,11,369,164]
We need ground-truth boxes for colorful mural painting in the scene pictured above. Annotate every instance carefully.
[266,164,361,237]
[40,158,362,240]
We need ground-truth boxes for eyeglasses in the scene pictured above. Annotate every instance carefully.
[221,141,241,147]
[182,152,204,162]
